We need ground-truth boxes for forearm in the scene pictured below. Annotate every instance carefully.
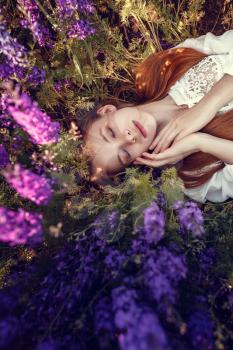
[198,132,233,164]
[198,74,233,114]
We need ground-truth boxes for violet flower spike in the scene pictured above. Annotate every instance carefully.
[0,207,43,246]
[2,90,60,145]
[2,163,53,205]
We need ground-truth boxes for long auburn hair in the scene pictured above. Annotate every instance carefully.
[80,47,233,188]
[132,47,233,189]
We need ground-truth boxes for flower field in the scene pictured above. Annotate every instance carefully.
[0,1,233,349]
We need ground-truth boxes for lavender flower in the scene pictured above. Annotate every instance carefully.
[94,297,116,348]
[56,0,95,17]
[2,89,60,145]
[35,338,61,350]
[173,200,205,237]
[143,246,187,305]
[27,66,46,85]
[104,248,127,277]
[18,0,53,47]
[0,144,10,168]
[12,135,24,151]
[93,209,120,241]
[2,163,53,205]
[0,58,26,80]
[0,62,26,80]
[56,0,78,17]
[143,201,165,244]
[0,23,28,67]
[228,291,233,314]
[188,310,214,350]
[0,58,44,83]
[67,19,96,40]
[112,286,168,350]
[0,207,43,246]
[77,0,95,14]
[55,0,96,40]
[0,317,19,349]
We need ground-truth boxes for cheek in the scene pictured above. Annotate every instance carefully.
[131,143,149,160]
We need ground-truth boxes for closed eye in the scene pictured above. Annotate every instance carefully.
[123,149,131,162]
[108,127,115,138]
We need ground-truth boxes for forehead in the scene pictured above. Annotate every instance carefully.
[85,117,124,175]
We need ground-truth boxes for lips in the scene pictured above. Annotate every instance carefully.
[133,120,147,138]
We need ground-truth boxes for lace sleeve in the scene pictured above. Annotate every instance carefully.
[168,54,227,107]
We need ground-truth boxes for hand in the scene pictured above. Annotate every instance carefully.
[149,103,215,153]
[133,133,201,168]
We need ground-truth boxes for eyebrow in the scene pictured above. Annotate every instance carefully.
[99,127,125,166]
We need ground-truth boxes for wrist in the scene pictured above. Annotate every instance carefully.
[196,132,214,153]
[194,97,219,120]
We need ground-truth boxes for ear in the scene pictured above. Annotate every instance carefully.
[97,104,117,116]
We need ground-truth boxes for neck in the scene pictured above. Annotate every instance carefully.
[136,95,186,133]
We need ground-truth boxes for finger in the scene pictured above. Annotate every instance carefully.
[148,123,171,150]
[133,157,168,167]
[141,151,180,164]
[172,130,189,144]
[156,130,179,153]
[153,126,176,153]
[141,152,157,160]
[150,148,177,160]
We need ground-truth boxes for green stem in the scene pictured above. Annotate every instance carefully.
[34,0,58,29]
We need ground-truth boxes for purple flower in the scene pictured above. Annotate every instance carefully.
[2,163,53,205]
[0,207,43,246]
[143,246,187,305]
[188,310,214,350]
[104,248,127,277]
[56,0,78,17]
[0,316,19,349]
[28,66,46,85]
[67,19,95,40]
[112,286,168,350]
[156,192,166,208]
[94,297,116,348]
[77,0,95,14]
[198,247,215,272]
[93,210,120,241]
[0,23,28,67]
[0,61,15,79]
[0,144,10,168]
[56,0,95,17]
[2,89,60,145]
[0,58,27,80]
[35,338,61,350]
[18,0,53,47]
[12,135,24,151]
[143,201,165,244]
[173,200,205,237]
[228,291,233,314]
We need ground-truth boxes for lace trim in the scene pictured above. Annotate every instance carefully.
[168,54,233,112]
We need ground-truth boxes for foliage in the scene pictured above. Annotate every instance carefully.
[0,0,233,349]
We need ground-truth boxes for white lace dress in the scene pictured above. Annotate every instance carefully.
[167,30,233,203]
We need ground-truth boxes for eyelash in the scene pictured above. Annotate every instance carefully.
[123,150,131,161]
[108,127,131,161]
[108,127,115,138]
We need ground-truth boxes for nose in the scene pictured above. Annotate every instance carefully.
[124,129,137,144]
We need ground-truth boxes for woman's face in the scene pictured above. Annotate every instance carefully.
[85,104,157,179]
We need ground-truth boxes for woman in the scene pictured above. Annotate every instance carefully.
[81,29,233,203]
